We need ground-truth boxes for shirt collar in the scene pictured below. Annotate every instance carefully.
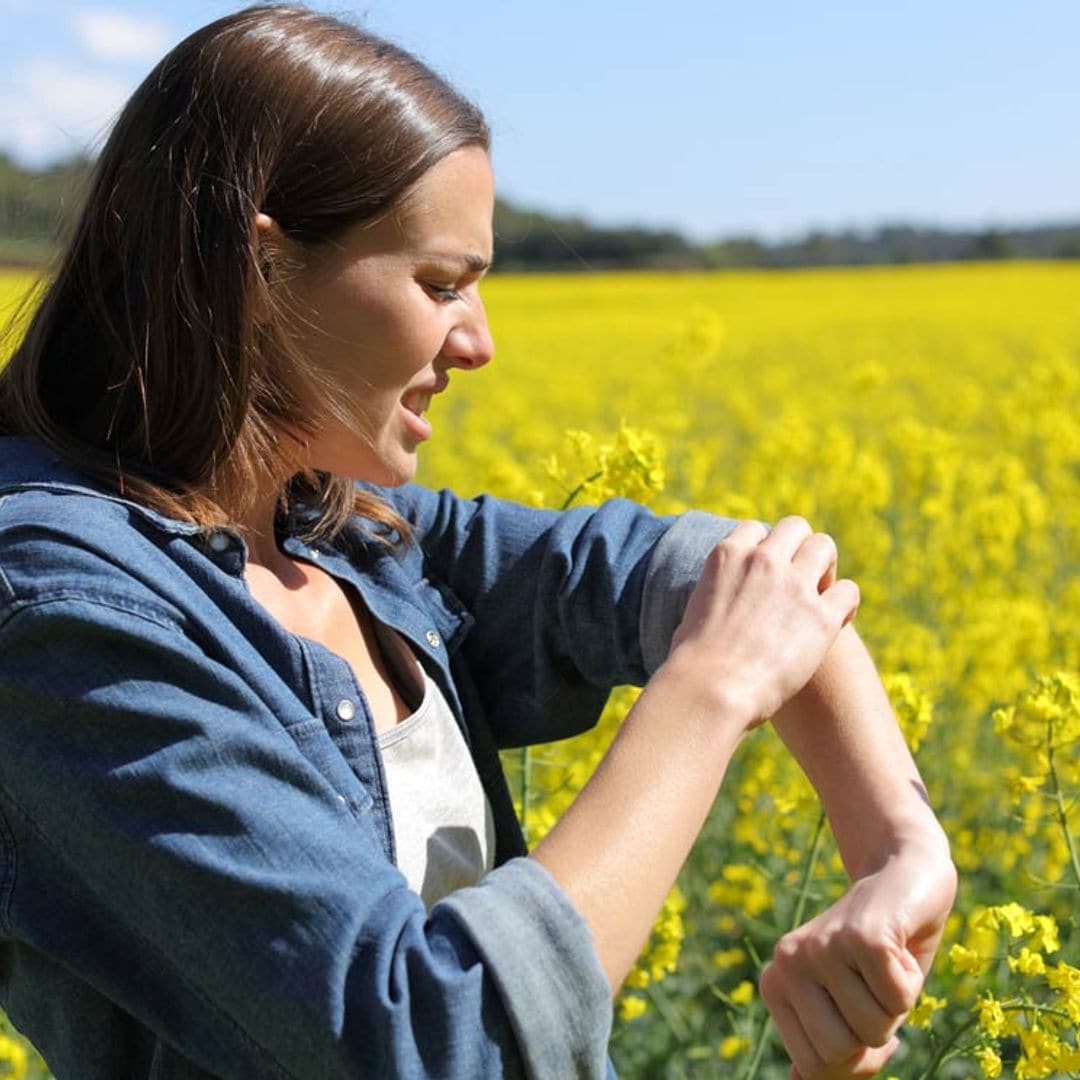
[0,436,383,567]
[0,435,206,538]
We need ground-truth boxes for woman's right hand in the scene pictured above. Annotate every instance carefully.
[666,517,860,730]
[534,515,859,994]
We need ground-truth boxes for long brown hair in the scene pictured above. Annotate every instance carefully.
[0,3,490,543]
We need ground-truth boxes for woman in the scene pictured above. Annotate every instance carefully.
[0,5,956,1078]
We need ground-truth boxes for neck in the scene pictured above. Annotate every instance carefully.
[220,464,296,575]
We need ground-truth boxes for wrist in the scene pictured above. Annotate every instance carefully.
[844,803,954,882]
[650,648,760,740]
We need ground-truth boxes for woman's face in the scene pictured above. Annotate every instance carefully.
[276,146,495,486]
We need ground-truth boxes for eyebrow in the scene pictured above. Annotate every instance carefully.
[424,252,493,274]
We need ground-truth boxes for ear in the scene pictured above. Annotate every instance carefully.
[251,213,286,325]
[253,212,286,284]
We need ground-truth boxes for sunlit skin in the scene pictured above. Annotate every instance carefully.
[228,147,957,1078]
[244,144,495,562]
[237,147,494,733]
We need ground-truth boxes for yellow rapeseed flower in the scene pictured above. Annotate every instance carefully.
[711,947,746,970]
[950,943,988,976]
[1008,947,1047,976]
[975,1045,1003,1078]
[0,1033,27,1079]
[379,261,1080,1067]
[976,992,1008,1038]
[1029,914,1060,954]
[907,993,946,1028]
[990,901,1036,938]
[719,1035,750,1059]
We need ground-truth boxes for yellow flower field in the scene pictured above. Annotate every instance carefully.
[1,262,1078,1077]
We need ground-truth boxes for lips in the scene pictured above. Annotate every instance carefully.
[398,377,448,443]
[400,377,448,418]
[401,391,431,418]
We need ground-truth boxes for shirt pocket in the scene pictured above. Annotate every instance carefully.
[278,716,375,819]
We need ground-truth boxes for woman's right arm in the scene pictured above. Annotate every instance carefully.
[0,593,592,1079]
[530,516,860,992]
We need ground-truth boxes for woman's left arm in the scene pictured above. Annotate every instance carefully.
[760,625,958,1078]
[641,508,956,1073]
[394,485,956,1072]
[772,624,953,884]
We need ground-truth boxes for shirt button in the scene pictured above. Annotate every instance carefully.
[208,532,231,553]
[335,698,356,722]
[425,630,441,648]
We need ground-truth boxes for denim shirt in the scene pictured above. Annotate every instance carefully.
[0,436,736,1080]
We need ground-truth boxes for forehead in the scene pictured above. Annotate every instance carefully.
[311,147,493,271]
[390,147,494,254]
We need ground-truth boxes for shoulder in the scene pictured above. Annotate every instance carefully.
[375,482,505,535]
[372,482,610,556]
[0,439,206,628]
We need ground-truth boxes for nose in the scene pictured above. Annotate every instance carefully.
[443,295,495,370]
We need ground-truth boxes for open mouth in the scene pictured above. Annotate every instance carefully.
[400,391,432,418]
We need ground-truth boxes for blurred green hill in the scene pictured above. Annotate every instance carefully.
[0,153,94,267]
[2,152,1077,271]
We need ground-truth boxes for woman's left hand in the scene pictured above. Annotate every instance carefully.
[758,840,957,1079]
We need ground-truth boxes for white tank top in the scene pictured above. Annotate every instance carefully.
[373,624,496,911]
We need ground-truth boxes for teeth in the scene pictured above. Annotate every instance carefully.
[403,393,431,416]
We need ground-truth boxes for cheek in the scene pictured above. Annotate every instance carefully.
[341,304,434,384]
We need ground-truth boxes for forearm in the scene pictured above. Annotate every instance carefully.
[770,624,951,879]
[531,656,746,995]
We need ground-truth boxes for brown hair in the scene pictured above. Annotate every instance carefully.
[0,3,490,544]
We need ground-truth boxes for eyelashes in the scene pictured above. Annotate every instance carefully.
[427,284,462,302]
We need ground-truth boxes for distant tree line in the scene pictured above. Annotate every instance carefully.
[493,201,1080,270]
[1,151,1077,271]
[0,153,93,266]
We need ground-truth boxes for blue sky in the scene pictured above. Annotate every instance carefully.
[1,1,1077,240]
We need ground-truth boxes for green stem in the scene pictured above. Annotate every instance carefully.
[736,1006,770,1080]
[520,746,531,843]
[915,1001,1076,1080]
[645,982,692,1043]
[1047,720,1080,890]
[914,1015,978,1080]
[560,470,604,512]
[1001,1001,1075,1025]
[741,808,828,1080]
[519,470,610,847]
[790,810,828,931]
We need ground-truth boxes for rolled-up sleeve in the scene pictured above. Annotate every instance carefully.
[638,509,745,675]
[0,594,607,1078]
[437,858,612,1079]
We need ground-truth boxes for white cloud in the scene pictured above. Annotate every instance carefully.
[0,58,131,164]
[74,9,172,64]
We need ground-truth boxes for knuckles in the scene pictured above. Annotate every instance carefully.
[810,530,839,563]
[746,543,783,575]
[761,923,912,1057]
[776,514,813,533]
[757,959,783,1009]
[772,932,805,968]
